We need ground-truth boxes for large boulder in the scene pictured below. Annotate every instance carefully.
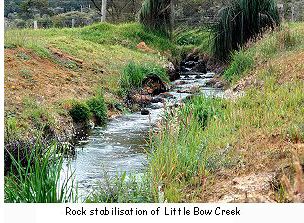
[142,74,169,96]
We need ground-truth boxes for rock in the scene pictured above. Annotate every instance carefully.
[166,62,180,81]
[193,60,207,74]
[142,74,168,96]
[159,92,175,99]
[185,52,199,63]
[136,41,156,53]
[190,86,200,93]
[181,71,205,76]
[141,109,150,115]
[131,94,152,104]
[166,62,175,73]
[151,97,163,103]
[204,78,225,88]
[203,72,216,78]
[214,81,224,88]
[175,80,186,86]
[195,75,202,79]
[204,78,218,87]
[184,61,196,68]
[180,66,191,72]
[176,89,185,93]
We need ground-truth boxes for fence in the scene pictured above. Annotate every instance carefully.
[4,1,304,30]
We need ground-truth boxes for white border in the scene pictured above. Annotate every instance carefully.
[3,203,304,223]
[1,0,5,221]
[0,1,303,223]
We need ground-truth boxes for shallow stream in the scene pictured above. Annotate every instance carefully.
[62,73,223,198]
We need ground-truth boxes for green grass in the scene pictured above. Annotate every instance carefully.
[5,140,77,203]
[224,24,304,83]
[148,97,235,202]
[147,23,304,202]
[174,27,213,54]
[4,23,173,94]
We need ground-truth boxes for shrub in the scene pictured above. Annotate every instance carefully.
[87,94,107,125]
[69,101,92,123]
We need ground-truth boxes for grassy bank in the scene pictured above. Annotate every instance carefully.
[4,22,178,142]
[148,23,304,202]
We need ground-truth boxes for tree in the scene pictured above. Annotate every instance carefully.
[20,0,49,19]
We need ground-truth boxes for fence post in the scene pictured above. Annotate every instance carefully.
[101,0,107,22]
[4,19,8,30]
[291,5,295,22]
[72,18,75,28]
[33,20,38,29]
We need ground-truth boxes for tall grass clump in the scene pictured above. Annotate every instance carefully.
[213,0,280,60]
[86,172,154,203]
[223,49,254,82]
[120,61,168,95]
[4,140,77,203]
[149,96,230,202]
[140,0,172,37]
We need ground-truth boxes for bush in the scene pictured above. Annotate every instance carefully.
[120,61,168,94]
[87,94,107,125]
[69,101,92,123]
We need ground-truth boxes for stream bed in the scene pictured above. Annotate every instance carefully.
[62,73,224,198]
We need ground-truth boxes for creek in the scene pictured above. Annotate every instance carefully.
[62,69,224,199]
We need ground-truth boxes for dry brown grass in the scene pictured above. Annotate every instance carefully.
[281,151,304,202]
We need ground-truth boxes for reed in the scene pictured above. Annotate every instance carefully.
[139,0,172,37]
[4,140,77,203]
[213,0,280,60]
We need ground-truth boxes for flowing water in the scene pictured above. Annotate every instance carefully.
[62,73,224,198]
